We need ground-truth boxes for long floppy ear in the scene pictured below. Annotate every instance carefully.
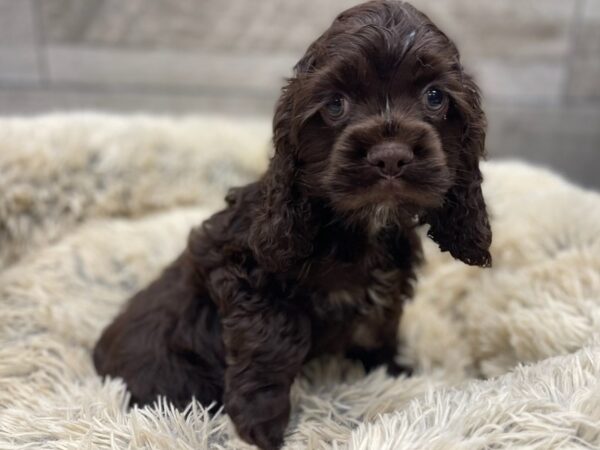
[425,73,492,267]
[248,59,317,273]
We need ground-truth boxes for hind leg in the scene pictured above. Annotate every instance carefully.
[94,301,226,409]
[93,257,226,410]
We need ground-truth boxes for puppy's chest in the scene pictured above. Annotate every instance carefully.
[311,267,404,319]
[306,267,406,352]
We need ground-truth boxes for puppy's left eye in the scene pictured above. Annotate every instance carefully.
[424,88,446,111]
[323,94,347,120]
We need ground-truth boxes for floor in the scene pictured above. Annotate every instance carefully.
[1,0,599,188]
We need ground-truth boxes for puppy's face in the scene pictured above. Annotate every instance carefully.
[256,1,491,268]
[282,1,483,224]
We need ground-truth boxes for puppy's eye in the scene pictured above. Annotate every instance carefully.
[424,88,446,111]
[324,95,347,120]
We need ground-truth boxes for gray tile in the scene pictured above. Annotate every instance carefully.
[46,46,296,93]
[581,0,600,21]
[0,0,36,44]
[566,60,600,101]
[472,60,566,104]
[413,0,577,61]
[41,0,148,46]
[565,0,600,101]
[486,104,600,189]
[0,0,40,83]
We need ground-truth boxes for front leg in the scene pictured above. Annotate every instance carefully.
[221,294,310,450]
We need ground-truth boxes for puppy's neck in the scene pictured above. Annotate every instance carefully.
[367,204,397,237]
[314,201,399,248]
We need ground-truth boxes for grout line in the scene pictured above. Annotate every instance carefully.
[121,0,152,44]
[30,0,50,86]
[67,0,105,43]
[561,0,586,106]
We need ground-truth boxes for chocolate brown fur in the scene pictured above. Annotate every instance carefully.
[94,2,491,448]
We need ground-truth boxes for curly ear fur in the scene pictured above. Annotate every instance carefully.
[425,73,492,267]
[248,67,317,273]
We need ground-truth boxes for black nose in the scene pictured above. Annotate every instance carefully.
[366,142,414,176]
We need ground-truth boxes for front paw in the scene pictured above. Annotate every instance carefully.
[236,413,288,450]
[226,386,290,450]
[387,361,413,377]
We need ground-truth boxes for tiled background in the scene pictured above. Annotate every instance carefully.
[1,0,599,188]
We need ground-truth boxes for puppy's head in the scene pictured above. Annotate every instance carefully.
[251,1,492,271]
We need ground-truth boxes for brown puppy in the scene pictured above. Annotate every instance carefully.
[93,1,491,448]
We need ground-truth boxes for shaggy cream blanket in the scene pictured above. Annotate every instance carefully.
[1,114,599,450]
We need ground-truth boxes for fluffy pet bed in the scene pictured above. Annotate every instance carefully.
[1,114,599,449]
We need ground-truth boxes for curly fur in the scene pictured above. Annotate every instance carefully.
[93,2,492,448]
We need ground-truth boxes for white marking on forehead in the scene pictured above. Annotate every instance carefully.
[399,30,417,61]
[384,95,392,124]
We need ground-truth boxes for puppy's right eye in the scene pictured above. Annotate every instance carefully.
[424,87,447,112]
[323,94,347,121]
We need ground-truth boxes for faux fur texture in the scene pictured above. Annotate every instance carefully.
[1,113,599,449]
[0,114,269,270]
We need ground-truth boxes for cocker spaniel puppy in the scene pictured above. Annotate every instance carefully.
[93,1,492,448]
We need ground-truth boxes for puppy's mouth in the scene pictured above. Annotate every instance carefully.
[369,175,444,206]
[365,176,406,199]
[326,172,446,216]
[375,175,407,189]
